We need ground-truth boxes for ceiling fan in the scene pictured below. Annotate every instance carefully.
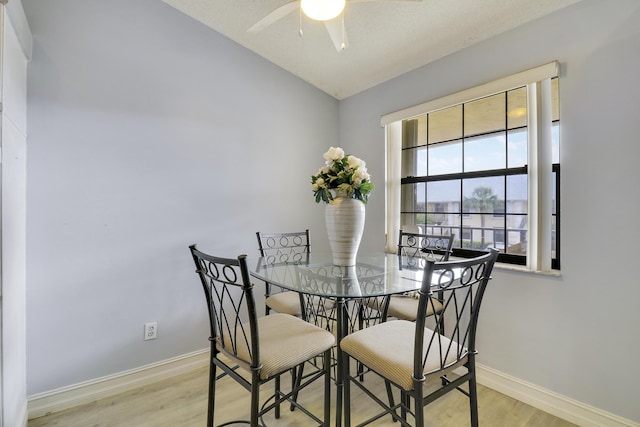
[247,0,422,52]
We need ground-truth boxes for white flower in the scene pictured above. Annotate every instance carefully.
[347,155,365,170]
[312,146,374,204]
[323,146,345,162]
[353,168,370,187]
[354,168,369,181]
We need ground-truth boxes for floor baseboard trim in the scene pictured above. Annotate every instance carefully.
[27,348,210,420]
[26,351,637,427]
[476,363,639,427]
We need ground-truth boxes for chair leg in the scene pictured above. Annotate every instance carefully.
[290,364,305,411]
[274,374,281,419]
[344,353,351,427]
[208,358,216,427]
[401,390,409,422]
[357,307,365,382]
[414,395,424,427]
[413,382,424,427]
[384,380,397,422]
[324,350,332,427]
[251,372,260,427]
[469,374,479,427]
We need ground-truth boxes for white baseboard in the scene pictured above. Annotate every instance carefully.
[26,351,637,427]
[476,363,639,427]
[27,348,210,420]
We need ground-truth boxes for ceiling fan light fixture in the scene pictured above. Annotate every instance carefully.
[301,0,346,21]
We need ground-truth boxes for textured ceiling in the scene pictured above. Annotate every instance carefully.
[161,0,582,99]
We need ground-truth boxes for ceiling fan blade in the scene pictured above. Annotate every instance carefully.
[247,1,299,33]
[324,19,349,52]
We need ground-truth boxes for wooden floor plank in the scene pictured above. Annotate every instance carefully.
[28,363,577,426]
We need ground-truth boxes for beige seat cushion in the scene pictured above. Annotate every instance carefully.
[386,295,443,321]
[340,320,465,391]
[266,291,336,317]
[266,291,303,316]
[222,313,335,380]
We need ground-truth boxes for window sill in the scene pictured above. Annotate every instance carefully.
[493,261,561,277]
[448,255,561,277]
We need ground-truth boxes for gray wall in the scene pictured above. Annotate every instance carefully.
[23,0,336,394]
[22,0,640,424]
[341,0,640,422]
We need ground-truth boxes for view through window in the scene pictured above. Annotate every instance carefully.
[384,65,560,270]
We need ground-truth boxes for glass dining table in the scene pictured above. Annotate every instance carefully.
[248,251,428,427]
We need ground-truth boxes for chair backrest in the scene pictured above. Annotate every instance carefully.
[256,230,311,264]
[413,249,498,379]
[397,230,454,261]
[189,245,260,370]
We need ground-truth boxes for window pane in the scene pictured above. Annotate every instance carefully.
[551,78,559,122]
[507,128,528,168]
[429,105,461,144]
[461,215,495,249]
[416,115,427,146]
[552,122,559,164]
[507,86,527,129]
[401,146,427,178]
[428,140,462,175]
[400,148,414,178]
[401,213,426,231]
[464,92,505,136]
[427,180,461,204]
[426,180,460,240]
[462,177,505,213]
[400,183,424,212]
[402,119,419,149]
[551,78,560,163]
[551,215,557,259]
[552,171,557,215]
[506,214,527,255]
[426,224,460,239]
[424,210,448,229]
[506,174,527,213]
[464,133,506,172]
[551,77,560,266]
[461,228,472,244]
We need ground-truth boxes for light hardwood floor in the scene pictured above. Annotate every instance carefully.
[28,361,577,427]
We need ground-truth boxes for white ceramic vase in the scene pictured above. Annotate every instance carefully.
[325,196,365,266]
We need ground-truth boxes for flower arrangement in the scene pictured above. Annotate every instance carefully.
[311,146,374,204]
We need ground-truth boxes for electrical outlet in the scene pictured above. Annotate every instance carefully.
[144,322,157,340]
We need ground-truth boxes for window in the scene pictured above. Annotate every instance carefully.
[383,62,560,271]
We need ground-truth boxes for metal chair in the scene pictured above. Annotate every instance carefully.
[366,232,456,414]
[386,231,455,322]
[340,249,499,427]
[362,231,454,326]
[256,230,336,318]
[256,230,311,317]
[189,244,335,427]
